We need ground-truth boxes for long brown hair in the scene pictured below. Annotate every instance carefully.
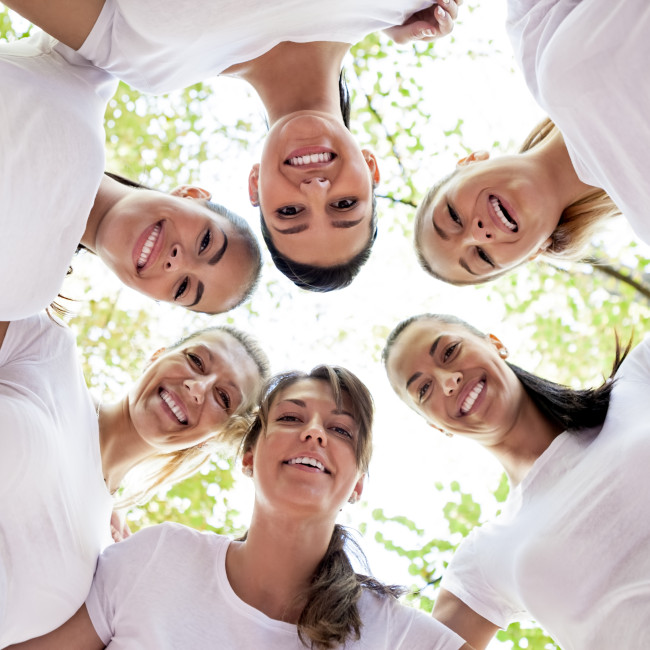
[240,366,404,648]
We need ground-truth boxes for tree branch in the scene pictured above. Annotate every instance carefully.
[582,256,650,301]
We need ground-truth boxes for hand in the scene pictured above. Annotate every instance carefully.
[383,0,462,44]
[110,509,132,543]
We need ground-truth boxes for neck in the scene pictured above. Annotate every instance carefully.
[226,507,336,623]
[81,175,127,252]
[98,397,154,493]
[529,127,597,208]
[482,394,564,487]
[226,41,349,125]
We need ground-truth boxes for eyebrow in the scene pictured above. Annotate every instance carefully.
[190,228,229,308]
[272,217,364,235]
[405,336,443,390]
[432,214,450,241]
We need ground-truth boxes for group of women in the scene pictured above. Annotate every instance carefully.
[1,0,648,648]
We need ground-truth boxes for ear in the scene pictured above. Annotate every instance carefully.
[242,449,254,475]
[248,164,260,207]
[170,185,212,200]
[361,149,381,184]
[457,150,490,167]
[529,236,553,260]
[488,334,508,359]
[149,347,166,364]
[350,474,365,502]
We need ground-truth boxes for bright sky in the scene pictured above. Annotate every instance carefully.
[52,2,647,646]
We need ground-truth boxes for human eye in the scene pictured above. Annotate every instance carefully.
[477,247,495,267]
[331,198,357,210]
[216,388,231,411]
[187,352,204,371]
[331,425,353,439]
[443,342,459,362]
[448,203,462,226]
[276,206,303,217]
[174,277,189,301]
[417,380,432,403]
[199,229,211,253]
[276,414,301,423]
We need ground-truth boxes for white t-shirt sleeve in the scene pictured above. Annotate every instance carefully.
[441,529,523,629]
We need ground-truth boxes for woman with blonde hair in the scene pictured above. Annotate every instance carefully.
[414,118,619,285]
[382,312,650,649]
[6,365,471,649]
[0,312,268,646]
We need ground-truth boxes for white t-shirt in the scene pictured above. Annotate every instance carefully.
[86,522,465,650]
[0,32,117,320]
[506,0,650,245]
[441,337,650,649]
[77,0,432,94]
[0,313,113,646]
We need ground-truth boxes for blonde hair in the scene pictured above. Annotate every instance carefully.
[115,326,270,508]
[520,118,620,261]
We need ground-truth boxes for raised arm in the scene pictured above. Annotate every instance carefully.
[5,605,104,650]
[433,588,499,650]
[2,0,104,50]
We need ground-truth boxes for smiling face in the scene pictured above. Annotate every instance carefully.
[244,378,364,519]
[249,111,379,267]
[128,329,262,453]
[94,188,258,313]
[416,153,560,284]
[385,318,526,442]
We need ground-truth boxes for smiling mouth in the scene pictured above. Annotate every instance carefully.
[137,222,162,269]
[285,152,336,166]
[285,457,329,473]
[160,388,188,425]
[460,380,486,415]
[489,196,517,232]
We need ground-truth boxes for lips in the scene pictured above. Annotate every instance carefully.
[133,221,164,273]
[284,147,336,170]
[458,378,486,416]
[159,388,189,425]
[487,195,518,233]
[284,455,330,473]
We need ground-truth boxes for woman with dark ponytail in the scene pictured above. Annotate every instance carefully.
[382,313,650,649]
[8,365,470,649]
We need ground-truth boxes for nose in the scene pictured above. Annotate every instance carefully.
[441,371,462,397]
[165,245,182,271]
[469,216,493,242]
[184,376,212,404]
[300,416,328,446]
[300,177,330,195]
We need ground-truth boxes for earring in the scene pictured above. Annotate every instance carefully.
[242,466,253,478]
[348,493,359,505]
[499,347,509,358]
[445,431,454,438]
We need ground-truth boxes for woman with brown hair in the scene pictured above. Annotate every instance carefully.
[382,312,650,649]
[7,365,471,649]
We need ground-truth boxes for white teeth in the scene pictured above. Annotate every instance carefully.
[160,389,188,424]
[137,224,161,269]
[461,381,485,415]
[287,457,325,471]
[288,152,333,166]
[490,197,516,231]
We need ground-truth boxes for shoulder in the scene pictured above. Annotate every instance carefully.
[0,312,74,368]
[357,591,465,649]
[614,337,650,384]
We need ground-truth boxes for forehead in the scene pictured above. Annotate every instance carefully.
[179,330,255,367]
[272,378,351,412]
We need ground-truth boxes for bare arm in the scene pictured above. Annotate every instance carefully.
[0,322,9,350]
[5,605,105,650]
[2,0,104,50]
[433,589,499,650]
